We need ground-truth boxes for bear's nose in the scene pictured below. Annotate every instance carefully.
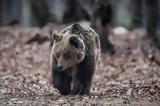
[57,65,63,71]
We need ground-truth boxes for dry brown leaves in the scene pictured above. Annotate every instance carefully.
[0,26,160,105]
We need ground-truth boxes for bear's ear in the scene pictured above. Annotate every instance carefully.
[50,31,62,42]
[69,36,83,49]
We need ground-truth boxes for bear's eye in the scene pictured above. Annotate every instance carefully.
[70,37,79,49]
[63,52,70,59]
[55,53,59,59]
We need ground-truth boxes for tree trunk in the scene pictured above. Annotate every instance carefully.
[90,0,114,54]
[131,0,143,28]
[141,0,160,64]
[144,0,160,48]
[31,0,56,26]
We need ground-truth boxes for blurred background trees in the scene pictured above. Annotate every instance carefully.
[0,0,137,27]
[0,0,159,54]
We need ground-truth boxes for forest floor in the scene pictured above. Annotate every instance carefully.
[0,24,160,106]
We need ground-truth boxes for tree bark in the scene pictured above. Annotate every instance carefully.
[131,0,143,28]
[144,0,160,48]
[31,0,56,26]
[90,0,114,54]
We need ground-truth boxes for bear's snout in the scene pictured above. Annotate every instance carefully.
[57,64,63,71]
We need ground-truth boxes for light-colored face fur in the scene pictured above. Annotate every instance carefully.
[51,31,85,71]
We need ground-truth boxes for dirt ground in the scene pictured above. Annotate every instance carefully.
[0,25,160,106]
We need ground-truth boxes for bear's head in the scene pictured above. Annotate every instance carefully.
[51,31,85,71]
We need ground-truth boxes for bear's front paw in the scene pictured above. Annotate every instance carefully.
[59,90,70,95]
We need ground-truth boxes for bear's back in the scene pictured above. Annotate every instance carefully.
[60,23,101,61]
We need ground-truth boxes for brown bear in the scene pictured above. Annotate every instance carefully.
[50,23,100,95]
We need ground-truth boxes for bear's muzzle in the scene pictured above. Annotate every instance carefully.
[57,64,63,71]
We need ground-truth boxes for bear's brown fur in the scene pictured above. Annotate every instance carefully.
[50,23,100,95]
